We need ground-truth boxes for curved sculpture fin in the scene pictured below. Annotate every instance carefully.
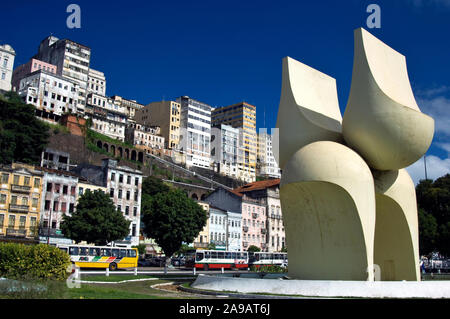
[342,28,434,170]
[281,141,375,280]
[373,169,420,281]
[275,57,343,170]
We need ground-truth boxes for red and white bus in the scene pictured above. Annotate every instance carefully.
[249,252,288,268]
[190,250,249,270]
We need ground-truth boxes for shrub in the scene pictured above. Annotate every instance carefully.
[0,243,71,281]
[250,265,287,273]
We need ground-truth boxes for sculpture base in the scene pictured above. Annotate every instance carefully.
[191,275,450,299]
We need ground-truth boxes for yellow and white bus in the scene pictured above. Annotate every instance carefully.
[57,244,138,271]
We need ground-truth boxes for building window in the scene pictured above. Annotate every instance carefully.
[13,175,19,185]
[118,189,122,199]
[110,188,114,197]
[19,216,26,229]
[133,207,137,217]
[1,173,8,184]
[32,198,38,208]
[119,174,123,183]
[125,206,129,215]
[8,215,15,227]
[34,178,40,188]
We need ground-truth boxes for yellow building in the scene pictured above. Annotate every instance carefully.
[0,162,44,243]
[134,100,180,150]
[193,202,210,249]
[212,102,257,182]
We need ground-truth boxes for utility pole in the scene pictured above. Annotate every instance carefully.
[424,154,428,180]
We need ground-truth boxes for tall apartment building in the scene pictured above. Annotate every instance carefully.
[211,124,239,179]
[111,95,144,119]
[177,96,212,169]
[0,163,44,243]
[0,44,16,92]
[12,58,57,92]
[257,129,281,179]
[72,159,143,246]
[212,102,257,183]
[17,69,79,122]
[134,100,180,150]
[34,36,91,114]
[87,68,106,96]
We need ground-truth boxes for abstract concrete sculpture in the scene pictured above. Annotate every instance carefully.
[277,28,434,281]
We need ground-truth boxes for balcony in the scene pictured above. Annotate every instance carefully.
[6,228,27,237]
[9,204,29,213]
[11,184,31,193]
[243,226,249,232]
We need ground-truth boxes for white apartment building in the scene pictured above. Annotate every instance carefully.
[18,70,79,122]
[103,159,142,246]
[125,123,165,151]
[226,211,242,252]
[177,96,212,169]
[209,206,227,251]
[86,92,127,141]
[257,129,281,179]
[87,68,106,96]
[34,36,91,114]
[111,95,144,119]
[0,44,16,92]
[211,124,239,179]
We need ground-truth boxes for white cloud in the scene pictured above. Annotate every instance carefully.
[436,142,450,154]
[406,155,450,185]
[417,95,450,136]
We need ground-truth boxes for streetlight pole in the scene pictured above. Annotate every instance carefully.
[424,154,428,180]
[47,208,52,245]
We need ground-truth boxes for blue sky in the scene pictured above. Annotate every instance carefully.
[2,0,449,183]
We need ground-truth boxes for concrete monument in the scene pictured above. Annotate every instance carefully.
[277,28,434,281]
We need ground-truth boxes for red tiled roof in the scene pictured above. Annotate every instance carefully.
[233,178,280,194]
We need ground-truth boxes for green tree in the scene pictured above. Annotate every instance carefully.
[416,174,450,256]
[0,91,50,164]
[418,208,438,254]
[247,245,261,253]
[142,175,170,196]
[60,190,130,245]
[141,188,207,272]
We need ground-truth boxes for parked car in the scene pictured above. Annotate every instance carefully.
[138,258,152,267]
